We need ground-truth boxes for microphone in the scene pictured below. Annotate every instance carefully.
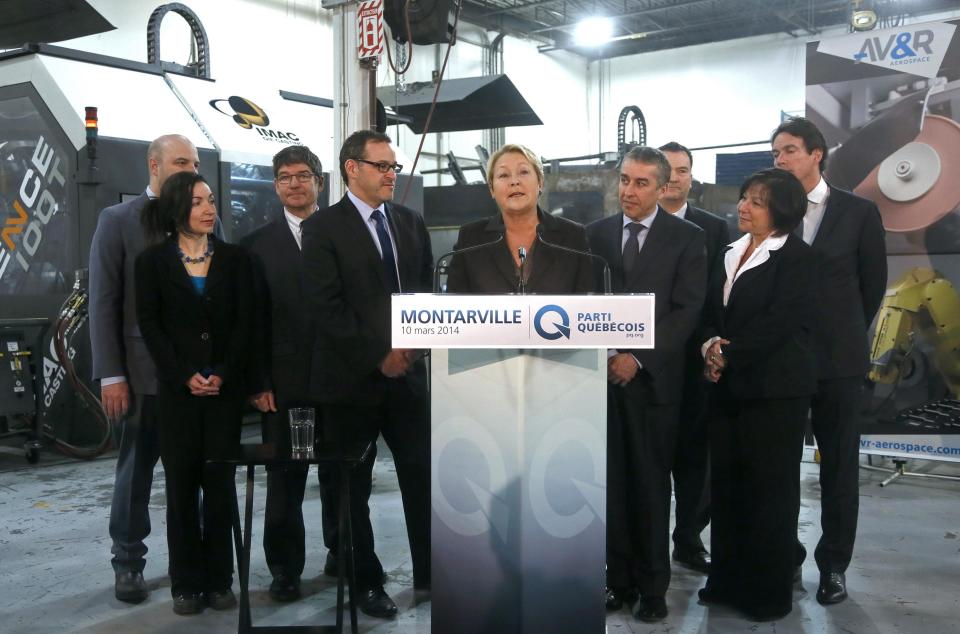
[432,234,504,293]
[535,226,612,294]
[517,246,527,295]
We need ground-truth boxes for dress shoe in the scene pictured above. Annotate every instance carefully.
[697,586,732,606]
[206,588,237,610]
[324,551,388,584]
[635,596,668,622]
[115,571,148,603]
[605,586,623,611]
[172,592,205,615]
[357,586,397,619]
[673,547,711,574]
[269,573,301,602]
[816,572,847,605]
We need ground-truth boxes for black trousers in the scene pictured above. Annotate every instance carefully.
[606,379,680,598]
[671,367,711,553]
[319,372,430,589]
[109,392,160,574]
[261,398,344,579]
[157,386,241,596]
[706,394,807,619]
[801,376,863,575]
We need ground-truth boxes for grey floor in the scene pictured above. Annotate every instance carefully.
[1,436,959,634]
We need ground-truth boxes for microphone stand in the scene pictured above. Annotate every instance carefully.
[517,246,527,295]
[432,235,505,293]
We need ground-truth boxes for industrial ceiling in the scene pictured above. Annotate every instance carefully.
[458,0,960,59]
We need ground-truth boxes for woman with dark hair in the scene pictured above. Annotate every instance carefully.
[135,171,253,615]
[697,168,817,621]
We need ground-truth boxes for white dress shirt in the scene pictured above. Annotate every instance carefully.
[284,208,312,250]
[802,177,830,245]
[672,203,689,221]
[347,190,402,291]
[610,207,659,366]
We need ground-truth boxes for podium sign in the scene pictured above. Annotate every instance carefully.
[391,293,655,349]
[413,294,653,634]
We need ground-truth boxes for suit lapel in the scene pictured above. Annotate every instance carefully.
[484,214,520,289]
[161,239,195,292]
[340,195,391,293]
[525,211,560,291]
[812,185,842,248]
[726,246,782,308]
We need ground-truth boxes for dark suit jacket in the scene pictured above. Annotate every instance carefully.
[88,193,158,394]
[682,205,731,370]
[240,218,313,401]
[586,208,707,404]
[301,195,433,403]
[809,185,887,379]
[704,234,817,400]
[446,210,594,294]
[134,236,254,394]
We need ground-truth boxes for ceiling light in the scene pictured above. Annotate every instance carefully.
[574,17,614,47]
[852,9,877,31]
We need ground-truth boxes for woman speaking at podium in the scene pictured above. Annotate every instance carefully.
[446,143,594,294]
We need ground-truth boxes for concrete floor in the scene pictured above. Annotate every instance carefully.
[1,436,959,634]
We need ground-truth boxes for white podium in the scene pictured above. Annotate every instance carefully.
[392,294,654,634]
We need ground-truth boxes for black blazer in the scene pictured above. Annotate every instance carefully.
[301,195,433,402]
[134,236,254,394]
[685,205,731,276]
[446,210,594,294]
[808,185,887,379]
[586,208,707,404]
[240,218,313,401]
[703,234,817,400]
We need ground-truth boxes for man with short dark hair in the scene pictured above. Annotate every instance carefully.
[587,146,707,622]
[301,130,433,618]
[89,134,201,603]
[242,145,327,603]
[657,142,730,575]
[771,116,887,605]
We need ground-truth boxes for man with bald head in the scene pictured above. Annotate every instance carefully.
[89,134,206,603]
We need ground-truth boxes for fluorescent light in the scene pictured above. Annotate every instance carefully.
[574,17,614,47]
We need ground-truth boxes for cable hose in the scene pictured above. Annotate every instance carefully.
[46,289,112,460]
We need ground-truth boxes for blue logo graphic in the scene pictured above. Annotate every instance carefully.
[853,29,933,63]
[534,304,571,340]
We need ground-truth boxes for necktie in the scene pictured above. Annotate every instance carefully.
[372,208,400,293]
[622,222,645,276]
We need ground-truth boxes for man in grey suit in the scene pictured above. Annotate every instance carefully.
[88,134,201,603]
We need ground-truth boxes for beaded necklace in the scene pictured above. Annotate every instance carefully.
[178,239,214,264]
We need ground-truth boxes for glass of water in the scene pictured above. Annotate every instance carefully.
[288,407,315,455]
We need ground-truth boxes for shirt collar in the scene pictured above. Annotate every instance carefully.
[673,203,689,220]
[807,177,829,205]
[347,189,384,223]
[727,231,789,253]
[145,185,157,199]
[283,207,314,228]
[623,206,659,230]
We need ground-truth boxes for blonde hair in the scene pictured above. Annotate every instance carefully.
[486,144,544,188]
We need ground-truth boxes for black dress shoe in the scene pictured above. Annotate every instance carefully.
[269,574,301,602]
[206,588,237,610]
[172,592,205,615]
[635,596,668,622]
[697,586,732,606]
[115,571,148,603]
[357,586,397,619]
[816,572,847,605]
[605,586,623,611]
[673,548,711,574]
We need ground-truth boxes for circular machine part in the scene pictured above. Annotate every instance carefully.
[855,115,960,232]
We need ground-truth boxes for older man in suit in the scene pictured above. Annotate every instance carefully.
[301,130,433,618]
[587,146,707,622]
[243,145,332,603]
[771,117,886,605]
[88,134,201,603]
[657,142,730,574]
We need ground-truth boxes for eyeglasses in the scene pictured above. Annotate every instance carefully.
[276,172,317,185]
[356,159,403,174]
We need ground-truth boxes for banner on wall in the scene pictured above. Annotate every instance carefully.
[807,19,960,462]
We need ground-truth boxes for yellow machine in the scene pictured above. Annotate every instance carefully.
[869,267,960,396]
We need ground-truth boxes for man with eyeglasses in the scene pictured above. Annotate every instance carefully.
[301,130,433,618]
[241,145,339,604]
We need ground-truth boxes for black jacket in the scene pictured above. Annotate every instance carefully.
[134,236,254,394]
[586,208,707,404]
[808,185,887,379]
[241,217,313,401]
[446,209,594,294]
[704,233,817,400]
[301,195,433,402]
